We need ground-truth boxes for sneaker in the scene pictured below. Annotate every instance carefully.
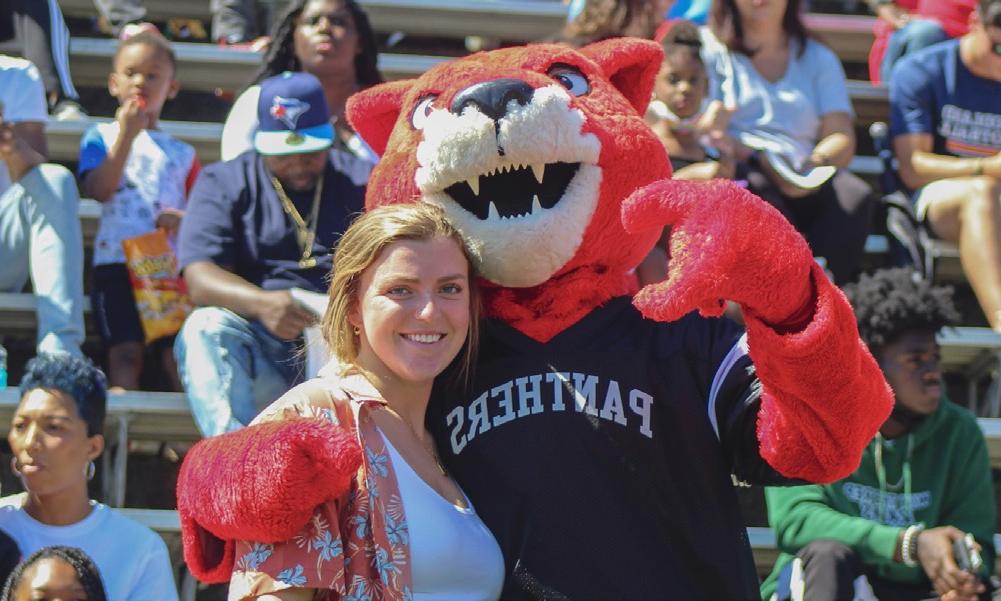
[52,100,88,121]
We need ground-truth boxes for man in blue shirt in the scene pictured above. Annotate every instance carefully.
[175,72,364,436]
[890,0,1001,332]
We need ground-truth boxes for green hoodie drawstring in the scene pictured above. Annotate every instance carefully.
[875,433,914,524]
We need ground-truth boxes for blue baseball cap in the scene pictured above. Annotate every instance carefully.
[254,71,334,156]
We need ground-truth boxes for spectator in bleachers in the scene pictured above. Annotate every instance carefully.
[702,0,874,285]
[175,72,364,436]
[0,1,84,120]
[760,268,996,601]
[0,54,85,358]
[1,546,106,601]
[0,354,176,600]
[219,0,383,188]
[79,29,199,392]
[649,21,733,180]
[867,0,975,84]
[890,0,1001,333]
[638,19,734,286]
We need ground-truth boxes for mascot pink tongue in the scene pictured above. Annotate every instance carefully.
[177,38,892,600]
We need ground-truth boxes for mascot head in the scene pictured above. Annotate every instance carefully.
[347,39,670,339]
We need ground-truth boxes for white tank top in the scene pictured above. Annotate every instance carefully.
[379,430,505,601]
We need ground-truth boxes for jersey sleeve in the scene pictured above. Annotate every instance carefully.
[177,164,238,272]
[700,318,791,485]
[77,125,109,179]
[889,53,936,138]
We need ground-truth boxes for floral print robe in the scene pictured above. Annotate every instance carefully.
[228,372,415,601]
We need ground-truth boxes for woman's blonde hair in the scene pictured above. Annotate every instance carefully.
[322,203,480,381]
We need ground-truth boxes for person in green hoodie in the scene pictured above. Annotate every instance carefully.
[761,267,997,601]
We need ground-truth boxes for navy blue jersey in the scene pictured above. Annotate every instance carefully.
[428,297,790,600]
[178,150,364,293]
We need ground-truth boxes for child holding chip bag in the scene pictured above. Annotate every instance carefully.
[79,26,199,391]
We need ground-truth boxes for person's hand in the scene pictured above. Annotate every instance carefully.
[155,208,184,236]
[255,290,316,340]
[116,96,148,141]
[916,527,985,600]
[876,3,910,29]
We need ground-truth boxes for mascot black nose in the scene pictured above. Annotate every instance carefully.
[450,78,535,121]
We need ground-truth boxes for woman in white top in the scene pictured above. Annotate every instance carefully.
[217,203,504,600]
[702,0,874,285]
[0,354,177,601]
[220,0,381,185]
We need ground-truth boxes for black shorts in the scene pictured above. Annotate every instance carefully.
[91,263,144,346]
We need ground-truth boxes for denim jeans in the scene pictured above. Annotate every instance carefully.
[0,164,84,356]
[880,19,949,81]
[174,306,305,436]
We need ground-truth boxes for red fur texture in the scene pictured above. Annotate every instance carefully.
[347,39,670,341]
[623,179,892,482]
[747,263,894,483]
[177,418,362,582]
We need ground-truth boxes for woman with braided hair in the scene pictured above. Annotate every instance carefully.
[2,546,106,601]
[220,0,382,185]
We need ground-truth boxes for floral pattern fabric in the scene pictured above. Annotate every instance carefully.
[230,373,414,601]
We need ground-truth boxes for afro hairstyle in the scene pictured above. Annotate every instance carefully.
[843,267,960,352]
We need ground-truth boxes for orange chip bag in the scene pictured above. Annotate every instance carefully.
[122,229,192,343]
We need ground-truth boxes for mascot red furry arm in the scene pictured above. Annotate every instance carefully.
[622,178,891,481]
[176,37,892,584]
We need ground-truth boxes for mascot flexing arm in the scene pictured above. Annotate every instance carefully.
[178,39,892,599]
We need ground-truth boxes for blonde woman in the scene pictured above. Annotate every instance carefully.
[179,203,504,601]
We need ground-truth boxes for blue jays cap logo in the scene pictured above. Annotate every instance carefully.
[269,96,310,130]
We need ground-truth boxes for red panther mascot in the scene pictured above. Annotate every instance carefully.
[177,39,892,599]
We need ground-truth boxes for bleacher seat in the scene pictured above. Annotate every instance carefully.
[58,0,875,60]
[66,37,444,92]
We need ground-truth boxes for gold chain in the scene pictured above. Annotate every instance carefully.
[270,173,324,268]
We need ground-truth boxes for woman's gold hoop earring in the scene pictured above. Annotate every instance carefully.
[10,458,21,478]
[84,461,96,481]
[353,326,361,335]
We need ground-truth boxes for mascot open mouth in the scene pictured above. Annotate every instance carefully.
[415,84,602,288]
[443,162,580,220]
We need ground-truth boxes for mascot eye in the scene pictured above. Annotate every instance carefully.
[548,65,590,97]
[410,95,438,130]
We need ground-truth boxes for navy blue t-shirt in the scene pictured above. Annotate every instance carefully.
[429,297,789,600]
[890,40,1001,159]
[178,151,364,293]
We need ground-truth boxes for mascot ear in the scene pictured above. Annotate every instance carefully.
[578,38,663,115]
[346,79,414,156]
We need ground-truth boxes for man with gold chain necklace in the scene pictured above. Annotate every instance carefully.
[174,72,364,436]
